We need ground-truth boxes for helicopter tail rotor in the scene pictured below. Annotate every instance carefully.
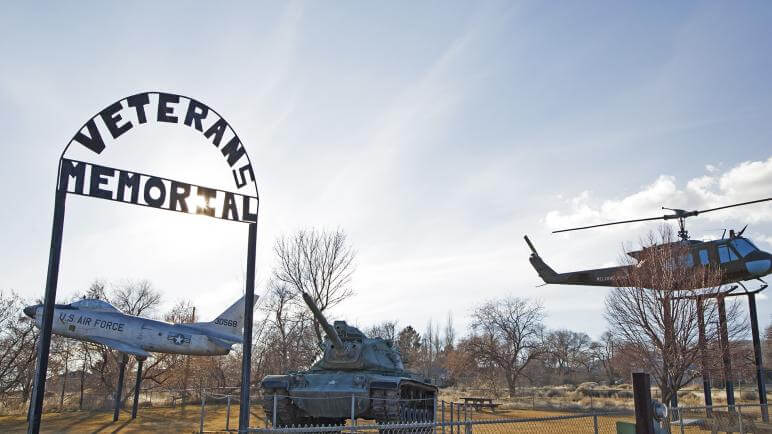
[524,235,539,257]
[524,236,559,283]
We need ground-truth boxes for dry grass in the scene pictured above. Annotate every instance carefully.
[0,404,263,433]
[439,384,772,413]
[2,385,767,432]
[0,402,635,433]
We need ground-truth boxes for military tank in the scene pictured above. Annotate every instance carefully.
[260,292,437,428]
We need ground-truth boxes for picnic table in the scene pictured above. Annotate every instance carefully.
[461,397,499,412]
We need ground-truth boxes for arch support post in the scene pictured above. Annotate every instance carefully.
[28,186,67,434]
[238,223,258,431]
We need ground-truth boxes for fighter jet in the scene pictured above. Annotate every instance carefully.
[23,295,255,360]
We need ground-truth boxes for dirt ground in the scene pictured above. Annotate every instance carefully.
[0,404,635,433]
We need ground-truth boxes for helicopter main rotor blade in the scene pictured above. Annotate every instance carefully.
[552,216,665,233]
[695,197,772,215]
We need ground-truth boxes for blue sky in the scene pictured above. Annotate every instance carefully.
[1,2,771,339]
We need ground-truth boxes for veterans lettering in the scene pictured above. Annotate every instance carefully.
[69,92,255,189]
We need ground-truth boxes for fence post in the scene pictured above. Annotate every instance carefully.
[738,405,744,434]
[441,400,445,434]
[272,393,278,427]
[350,393,356,432]
[199,390,205,434]
[225,395,231,431]
[678,409,685,434]
[433,395,437,424]
[450,401,454,434]
[593,414,599,434]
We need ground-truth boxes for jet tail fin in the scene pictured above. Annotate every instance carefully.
[524,235,560,284]
[188,295,258,344]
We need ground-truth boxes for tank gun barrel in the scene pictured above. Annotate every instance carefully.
[300,291,344,350]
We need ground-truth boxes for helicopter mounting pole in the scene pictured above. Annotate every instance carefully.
[696,297,712,417]
[717,295,736,411]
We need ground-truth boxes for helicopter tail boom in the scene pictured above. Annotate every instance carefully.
[524,235,629,287]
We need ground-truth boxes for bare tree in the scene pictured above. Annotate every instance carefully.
[591,331,620,385]
[605,226,746,404]
[112,280,161,317]
[0,291,38,407]
[272,228,356,345]
[545,329,593,383]
[51,336,74,411]
[366,321,399,342]
[444,311,456,351]
[260,280,318,373]
[469,296,546,397]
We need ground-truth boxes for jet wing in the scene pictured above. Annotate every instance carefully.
[91,336,150,359]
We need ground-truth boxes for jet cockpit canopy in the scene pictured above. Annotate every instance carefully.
[70,299,121,313]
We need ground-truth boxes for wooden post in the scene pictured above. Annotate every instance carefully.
[633,372,655,434]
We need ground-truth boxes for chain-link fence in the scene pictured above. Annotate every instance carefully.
[665,403,771,433]
[0,386,245,416]
[247,412,633,433]
[243,393,634,434]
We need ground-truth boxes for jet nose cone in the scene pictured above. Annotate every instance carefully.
[23,306,36,319]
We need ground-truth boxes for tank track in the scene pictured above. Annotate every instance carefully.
[263,387,346,431]
[371,388,400,423]
[262,387,302,427]
[372,383,435,433]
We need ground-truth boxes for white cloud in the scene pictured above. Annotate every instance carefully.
[545,157,772,232]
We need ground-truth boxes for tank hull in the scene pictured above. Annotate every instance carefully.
[261,371,437,425]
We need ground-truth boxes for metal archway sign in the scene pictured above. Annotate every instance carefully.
[28,92,259,433]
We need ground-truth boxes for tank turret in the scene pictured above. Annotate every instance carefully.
[260,290,437,428]
[301,291,403,371]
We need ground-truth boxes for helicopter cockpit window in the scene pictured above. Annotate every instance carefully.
[730,239,757,257]
[698,249,709,266]
[718,244,739,263]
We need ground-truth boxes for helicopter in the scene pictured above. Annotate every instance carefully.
[525,197,772,289]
